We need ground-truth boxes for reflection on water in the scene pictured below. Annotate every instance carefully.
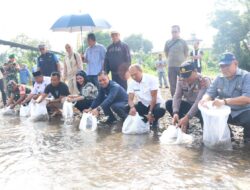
[0,116,250,190]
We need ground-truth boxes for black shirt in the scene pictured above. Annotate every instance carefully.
[45,82,70,99]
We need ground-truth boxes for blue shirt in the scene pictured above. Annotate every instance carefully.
[206,68,250,118]
[38,52,59,77]
[84,43,106,75]
[19,68,30,84]
[91,80,128,109]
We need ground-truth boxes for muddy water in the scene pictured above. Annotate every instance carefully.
[0,116,250,190]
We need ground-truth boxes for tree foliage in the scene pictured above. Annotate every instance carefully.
[212,0,250,70]
[124,34,153,53]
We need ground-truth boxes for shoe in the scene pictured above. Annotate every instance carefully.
[165,86,169,88]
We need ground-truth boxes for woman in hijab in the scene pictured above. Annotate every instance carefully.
[67,71,98,112]
[63,44,83,94]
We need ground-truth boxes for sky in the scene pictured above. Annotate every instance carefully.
[0,0,217,53]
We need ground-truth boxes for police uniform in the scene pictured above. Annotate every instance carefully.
[205,53,250,139]
[166,62,210,126]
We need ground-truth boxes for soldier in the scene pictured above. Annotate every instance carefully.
[200,52,250,142]
[166,61,210,133]
[4,54,20,97]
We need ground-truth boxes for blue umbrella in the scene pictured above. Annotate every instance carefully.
[50,14,111,50]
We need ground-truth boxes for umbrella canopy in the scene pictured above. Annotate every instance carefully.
[50,14,111,32]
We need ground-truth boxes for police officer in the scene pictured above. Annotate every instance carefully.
[166,61,210,133]
[37,44,60,77]
[200,52,250,142]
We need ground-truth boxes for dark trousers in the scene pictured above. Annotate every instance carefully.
[111,73,127,90]
[87,75,99,89]
[0,79,7,105]
[75,99,93,112]
[102,101,128,121]
[228,110,250,139]
[133,102,166,124]
[168,67,180,97]
[165,100,203,126]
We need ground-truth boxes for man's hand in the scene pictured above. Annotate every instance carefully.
[178,115,189,128]
[212,99,225,107]
[146,113,154,124]
[91,109,99,117]
[10,104,15,109]
[129,107,137,116]
[199,99,209,108]
[172,114,179,125]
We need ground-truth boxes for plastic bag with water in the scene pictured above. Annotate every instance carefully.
[122,113,150,135]
[62,101,74,125]
[29,101,49,122]
[0,106,16,116]
[79,113,97,131]
[20,104,31,117]
[198,101,232,150]
[160,125,193,144]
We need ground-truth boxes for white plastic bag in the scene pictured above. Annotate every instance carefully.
[0,106,15,116]
[198,101,232,150]
[29,101,48,121]
[79,113,97,131]
[160,125,193,144]
[20,104,31,117]
[63,101,74,125]
[122,113,150,135]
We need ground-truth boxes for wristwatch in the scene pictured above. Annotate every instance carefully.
[148,111,152,115]
[97,106,101,112]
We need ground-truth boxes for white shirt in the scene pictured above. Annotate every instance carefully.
[127,74,164,106]
[31,76,51,94]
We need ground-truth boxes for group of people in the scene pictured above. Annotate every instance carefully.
[0,26,250,143]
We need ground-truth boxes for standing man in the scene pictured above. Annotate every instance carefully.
[128,64,166,132]
[84,33,106,87]
[0,67,7,106]
[37,44,60,77]
[164,25,189,97]
[19,64,31,85]
[155,54,168,88]
[85,71,128,124]
[200,52,250,143]
[190,41,203,73]
[104,30,131,90]
[165,61,210,133]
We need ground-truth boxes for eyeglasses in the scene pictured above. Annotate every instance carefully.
[39,48,45,51]
[171,31,179,33]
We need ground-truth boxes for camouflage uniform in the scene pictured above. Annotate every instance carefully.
[5,62,19,97]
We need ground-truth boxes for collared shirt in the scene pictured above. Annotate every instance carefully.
[173,74,211,118]
[164,38,189,67]
[84,43,106,75]
[206,68,250,118]
[127,74,164,106]
[19,68,30,84]
[155,59,167,73]
[38,52,59,77]
[31,77,51,95]
[91,80,128,109]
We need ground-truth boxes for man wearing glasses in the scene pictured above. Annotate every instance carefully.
[200,52,250,143]
[37,44,60,77]
[164,25,189,97]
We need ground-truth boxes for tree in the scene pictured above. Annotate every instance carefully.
[124,34,153,53]
[82,31,112,50]
[211,0,250,70]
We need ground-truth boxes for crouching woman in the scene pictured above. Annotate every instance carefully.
[67,71,98,112]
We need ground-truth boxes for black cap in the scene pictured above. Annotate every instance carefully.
[179,61,195,78]
[32,71,42,77]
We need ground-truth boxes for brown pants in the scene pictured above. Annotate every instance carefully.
[168,66,180,97]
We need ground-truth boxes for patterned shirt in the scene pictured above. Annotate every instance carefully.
[79,82,98,100]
